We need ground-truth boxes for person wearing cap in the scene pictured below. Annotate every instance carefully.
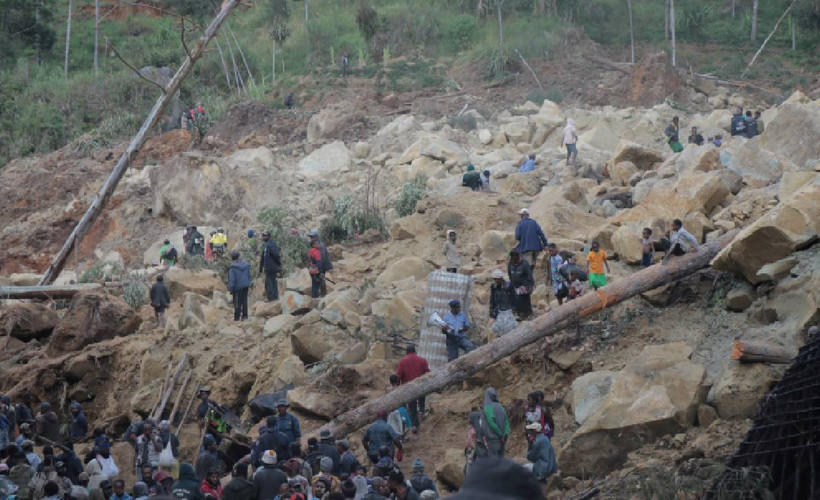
[228,250,252,321]
[259,230,282,302]
[149,275,171,328]
[210,228,228,257]
[159,239,178,267]
[201,469,223,500]
[174,463,206,500]
[253,450,288,500]
[489,269,516,337]
[387,468,419,500]
[508,250,534,319]
[449,457,545,500]
[335,440,361,476]
[480,388,510,458]
[273,400,300,445]
[362,412,402,465]
[442,230,461,273]
[154,470,175,496]
[20,439,41,471]
[96,440,120,479]
[317,429,341,474]
[35,403,61,445]
[307,230,332,297]
[196,388,215,431]
[396,346,429,433]
[409,459,436,495]
[195,436,218,481]
[372,446,394,478]
[158,420,179,459]
[16,422,34,447]
[69,401,88,440]
[514,208,548,270]
[441,300,476,362]
[524,422,557,482]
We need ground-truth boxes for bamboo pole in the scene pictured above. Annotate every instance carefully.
[169,368,192,425]
[176,383,200,429]
[153,354,189,421]
[38,0,242,286]
[150,362,174,421]
[311,231,738,439]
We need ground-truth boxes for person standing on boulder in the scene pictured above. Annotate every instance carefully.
[514,209,548,269]
[745,111,759,138]
[396,346,430,433]
[480,388,510,458]
[150,275,171,328]
[308,230,332,297]
[259,231,282,302]
[187,226,205,256]
[443,230,461,273]
[561,118,578,166]
[664,116,683,153]
[546,244,568,306]
[273,400,300,445]
[730,108,747,137]
[687,127,704,146]
[586,241,610,290]
[159,240,177,267]
[508,251,534,320]
[69,402,88,440]
[228,251,251,322]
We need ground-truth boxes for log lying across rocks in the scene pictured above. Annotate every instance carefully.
[314,230,739,439]
[730,339,796,364]
[0,284,106,300]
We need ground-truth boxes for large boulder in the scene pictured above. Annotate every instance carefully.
[398,135,469,166]
[178,292,207,329]
[307,102,367,144]
[370,291,420,330]
[571,371,616,425]
[288,361,392,418]
[290,322,350,364]
[0,302,59,341]
[436,448,465,491]
[299,141,353,176]
[375,257,434,286]
[758,100,820,169]
[559,342,706,478]
[611,219,666,264]
[47,292,141,355]
[707,362,781,420]
[282,291,313,315]
[502,119,533,144]
[164,268,225,300]
[611,141,665,171]
[712,183,820,283]
[10,273,41,286]
[479,231,516,261]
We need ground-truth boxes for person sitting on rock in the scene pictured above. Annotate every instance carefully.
[519,153,536,173]
[687,126,704,146]
[662,218,699,264]
[708,134,723,147]
[754,110,764,135]
[524,423,557,483]
[441,300,476,361]
[460,164,481,191]
[745,110,759,138]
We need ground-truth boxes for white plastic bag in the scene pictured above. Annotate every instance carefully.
[158,439,176,467]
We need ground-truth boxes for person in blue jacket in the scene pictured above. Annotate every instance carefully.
[514,208,548,268]
[525,422,557,482]
[227,251,251,321]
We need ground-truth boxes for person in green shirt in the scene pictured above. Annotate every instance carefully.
[480,388,510,458]
[159,240,178,267]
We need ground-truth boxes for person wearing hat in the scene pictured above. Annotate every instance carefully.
[35,403,61,445]
[69,401,88,440]
[480,388,510,458]
[228,250,252,321]
[442,230,460,273]
[441,300,476,362]
[210,228,228,258]
[154,470,175,496]
[514,208,548,269]
[16,422,34,447]
[448,457,544,500]
[362,412,402,466]
[253,450,288,500]
[409,459,436,495]
[149,274,171,328]
[335,440,361,476]
[173,463,206,500]
[273,400,300,445]
[95,440,119,479]
[387,467,419,500]
[489,269,517,337]
[461,164,481,191]
[317,429,341,474]
[307,230,332,298]
[524,422,557,482]
[507,250,534,319]
[259,230,282,302]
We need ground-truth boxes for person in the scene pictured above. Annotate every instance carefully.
[525,392,554,438]
[519,153,536,173]
[408,459,436,496]
[561,118,578,166]
[199,469,223,500]
[56,442,83,484]
[155,470,175,496]
[111,479,132,500]
[638,227,656,268]
[159,240,178,267]
[259,231,282,302]
[441,300,475,362]
[568,270,584,300]
[341,52,350,77]
[461,164,481,191]
[362,477,388,500]
[284,93,295,109]
[311,458,340,494]
[386,376,411,442]
[386,468,419,500]
[335,440,360,477]
[15,395,35,430]
[396,346,430,433]
[140,466,156,491]
[362,411,402,465]
[196,388,216,430]
[419,492,437,500]
[228,251,252,322]
[307,230,332,297]
[223,462,253,500]
[507,251,534,319]
[709,134,723,147]
[251,417,291,466]
[442,230,460,273]
[524,423,557,482]
[149,275,171,328]
[16,422,34,447]
[480,169,491,191]
[35,403,60,445]
[317,430,341,474]
[157,420,179,459]
[480,388,509,458]
[663,218,699,263]
[210,228,228,258]
[465,412,486,475]
[29,456,56,500]
[730,108,747,137]
[173,463,205,500]
[586,241,610,290]
[205,231,216,261]
[273,400,301,445]
[43,480,62,500]
[254,451,288,500]
[754,110,764,135]
[451,457,545,500]
[135,421,163,472]
[745,110,759,138]
[372,446,394,478]
[134,482,150,500]
[195,437,218,481]
[8,451,35,499]
[86,459,106,490]
[687,126,704,146]
[96,442,119,479]
[312,477,331,500]
[187,226,205,256]
[488,270,516,337]
[514,208,548,268]
[308,239,324,300]
[665,116,683,153]
[546,243,567,306]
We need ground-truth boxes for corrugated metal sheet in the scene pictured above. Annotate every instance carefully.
[418,270,474,369]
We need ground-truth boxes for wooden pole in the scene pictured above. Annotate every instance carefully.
[169,368,192,425]
[731,339,795,364]
[0,284,107,300]
[64,0,72,77]
[150,362,174,421]
[311,231,738,439]
[741,0,799,79]
[176,383,200,429]
[38,0,242,286]
[153,354,189,421]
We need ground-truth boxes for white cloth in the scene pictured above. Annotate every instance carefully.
[562,119,577,145]
[443,240,461,268]
[670,228,698,252]
[491,309,517,337]
[97,455,119,479]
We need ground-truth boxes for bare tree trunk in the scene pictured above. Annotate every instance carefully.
[741,0,799,79]
[670,0,676,67]
[272,38,276,82]
[496,0,505,53]
[224,33,245,94]
[627,0,635,64]
[228,25,255,89]
[38,1,243,286]
[64,0,72,77]
[35,1,42,65]
[751,0,758,41]
[310,231,738,439]
[665,0,670,41]
[791,15,796,50]
[732,0,736,19]
[94,0,100,75]
[477,0,485,17]
[215,38,232,88]
[304,0,308,22]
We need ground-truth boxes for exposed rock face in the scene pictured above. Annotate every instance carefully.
[611,141,665,171]
[47,292,140,355]
[298,141,353,176]
[178,292,206,329]
[436,448,465,490]
[398,135,468,166]
[164,268,225,300]
[758,100,820,169]
[0,303,59,341]
[375,257,434,286]
[290,322,350,364]
[707,362,782,420]
[307,102,367,143]
[571,371,616,425]
[287,360,392,418]
[560,343,706,478]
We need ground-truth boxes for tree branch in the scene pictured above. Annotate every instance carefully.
[180,18,192,59]
[105,37,166,92]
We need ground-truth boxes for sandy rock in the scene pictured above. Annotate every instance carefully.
[759,100,820,169]
[48,292,141,355]
[389,215,429,240]
[251,300,282,319]
[332,342,368,365]
[497,172,543,196]
[291,322,349,364]
[755,256,797,282]
[708,362,781,420]
[299,141,353,176]
[726,285,754,312]
[375,258,434,286]
[560,342,705,478]
[571,371,616,425]
[479,231,515,262]
[673,145,721,174]
[263,314,297,338]
[10,273,41,286]
[286,269,313,296]
[578,123,619,153]
[697,404,719,428]
[436,448,465,490]
[282,291,312,315]
[503,119,533,144]
[434,209,465,230]
[289,361,392,418]
[550,351,583,370]
[371,292,417,330]
[353,141,371,159]
[712,184,820,283]
[307,102,366,143]
[399,135,468,165]
[178,292,207,329]
[0,302,59,341]
[611,141,665,171]
[610,161,638,186]
[164,268,225,301]
[478,129,493,145]
[226,147,275,169]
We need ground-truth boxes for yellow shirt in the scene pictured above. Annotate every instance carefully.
[587,249,607,274]
[210,233,227,245]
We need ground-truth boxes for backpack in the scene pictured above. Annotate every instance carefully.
[165,247,178,262]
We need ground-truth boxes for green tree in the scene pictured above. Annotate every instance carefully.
[0,0,56,64]
[265,0,290,82]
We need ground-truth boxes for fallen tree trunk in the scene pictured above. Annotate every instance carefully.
[0,284,107,300]
[313,230,738,439]
[38,0,241,286]
[731,339,795,364]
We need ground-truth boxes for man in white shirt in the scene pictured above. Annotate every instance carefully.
[561,118,578,166]
[663,219,699,264]
[96,442,119,479]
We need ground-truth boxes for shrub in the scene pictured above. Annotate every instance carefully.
[122,276,148,309]
[319,196,386,245]
[79,261,125,283]
[256,206,310,273]
[394,175,428,218]
[526,87,547,106]
[442,14,477,52]
[546,87,565,104]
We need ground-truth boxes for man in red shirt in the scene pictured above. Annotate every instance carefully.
[396,345,430,433]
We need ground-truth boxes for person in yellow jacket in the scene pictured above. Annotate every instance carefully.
[209,228,227,257]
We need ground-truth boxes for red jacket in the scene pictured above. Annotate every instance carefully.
[201,478,223,499]
[397,353,430,384]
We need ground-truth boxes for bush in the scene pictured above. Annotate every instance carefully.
[546,88,565,104]
[442,15,477,52]
[394,175,428,218]
[79,261,125,283]
[526,87,547,106]
[256,206,310,273]
[122,277,148,309]
[319,196,386,244]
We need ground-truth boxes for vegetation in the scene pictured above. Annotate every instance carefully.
[256,206,311,273]
[394,175,429,218]
[319,196,386,245]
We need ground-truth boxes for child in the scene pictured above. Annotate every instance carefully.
[568,270,585,300]
[639,227,655,268]
[480,169,491,190]
[586,241,610,290]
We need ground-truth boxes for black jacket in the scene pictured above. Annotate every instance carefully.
[172,463,205,500]
[150,282,171,308]
[317,441,342,474]
[489,282,514,318]
[222,478,254,500]
[260,240,282,274]
[251,429,291,466]
[507,260,534,290]
[252,466,287,500]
